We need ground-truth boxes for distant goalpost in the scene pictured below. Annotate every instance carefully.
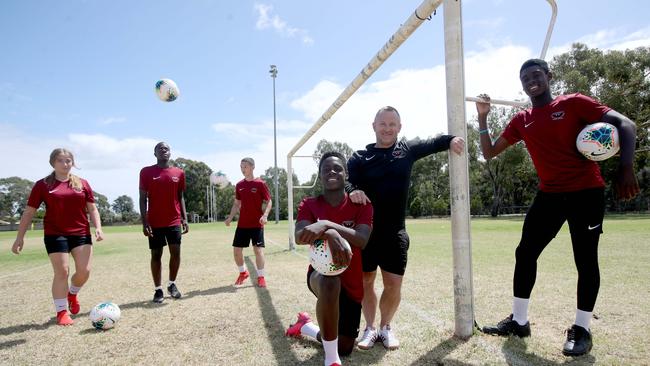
[285,0,557,339]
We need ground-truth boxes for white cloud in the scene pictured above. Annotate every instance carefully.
[98,116,126,125]
[254,3,314,45]
[547,26,650,59]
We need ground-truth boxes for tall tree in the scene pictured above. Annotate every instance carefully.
[112,195,138,222]
[172,157,212,219]
[0,177,35,221]
[262,167,304,220]
[93,191,114,224]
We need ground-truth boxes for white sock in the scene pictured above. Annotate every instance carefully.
[54,298,67,312]
[238,266,246,273]
[69,285,81,295]
[301,321,320,339]
[167,280,175,287]
[512,297,530,325]
[575,309,592,330]
[257,268,265,277]
[322,338,341,366]
[154,286,163,291]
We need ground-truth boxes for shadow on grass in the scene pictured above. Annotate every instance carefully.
[408,336,473,366]
[0,284,237,337]
[245,257,303,364]
[0,338,26,350]
[502,336,596,366]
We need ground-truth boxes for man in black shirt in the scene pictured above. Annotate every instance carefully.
[347,106,464,350]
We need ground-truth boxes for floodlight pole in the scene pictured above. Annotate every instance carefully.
[270,65,280,224]
[444,0,474,339]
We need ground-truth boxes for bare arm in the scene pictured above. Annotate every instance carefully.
[225,198,241,226]
[86,202,104,241]
[601,110,640,200]
[139,189,152,237]
[295,219,371,250]
[476,95,511,159]
[12,206,37,254]
[178,190,189,234]
[259,199,272,225]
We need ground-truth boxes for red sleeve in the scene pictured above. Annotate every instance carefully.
[139,168,149,191]
[235,182,241,200]
[296,199,315,223]
[83,179,95,203]
[261,181,271,201]
[26,180,45,209]
[501,112,524,145]
[180,170,186,192]
[357,202,373,227]
[571,93,611,124]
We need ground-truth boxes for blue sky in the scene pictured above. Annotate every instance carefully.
[2,0,649,204]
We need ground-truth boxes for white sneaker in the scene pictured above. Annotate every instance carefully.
[357,327,379,350]
[380,325,399,350]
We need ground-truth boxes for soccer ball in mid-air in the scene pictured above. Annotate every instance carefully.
[155,79,180,102]
[90,302,121,330]
[309,238,351,276]
[576,122,620,161]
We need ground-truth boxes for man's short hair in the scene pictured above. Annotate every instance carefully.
[520,58,549,74]
[318,151,346,172]
[375,106,401,121]
[241,157,255,167]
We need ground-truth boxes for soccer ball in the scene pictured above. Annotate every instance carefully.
[309,238,351,276]
[89,302,121,330]
[576,122,620,161]
[155,79,180,102]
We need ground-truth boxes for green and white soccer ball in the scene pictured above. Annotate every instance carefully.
[155,79,180,102]
[309,238,351,276]
[576,122,620,161]
[90,302,121,330]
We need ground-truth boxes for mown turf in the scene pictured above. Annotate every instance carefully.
[0,216,648,365]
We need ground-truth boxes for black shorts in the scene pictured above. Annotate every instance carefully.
[148,226,182,249]
[362,229,410,275]
[307,267,361,338]
[233,227,265,248]
[44,235,92,254]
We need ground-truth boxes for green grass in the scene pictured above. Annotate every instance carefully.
[0,216,648,365]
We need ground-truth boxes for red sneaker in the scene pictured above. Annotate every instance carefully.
[234,271,249,285]
[56,310,74,326]
[67,293,80,315]
[285,312,311,338]
[257,276,266,288]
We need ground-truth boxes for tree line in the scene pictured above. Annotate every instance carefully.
[1,44,648,225]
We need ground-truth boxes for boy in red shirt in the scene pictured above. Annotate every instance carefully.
[285,152,372,366]
[476,59,639,356]
[139,142,188,303]
[225,157,272,287]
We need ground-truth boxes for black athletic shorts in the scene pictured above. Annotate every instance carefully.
[362,229,410,275]
[44,235,92,254]
[233,227,265,248]
[148,226,182,249]
[307,267,361,338]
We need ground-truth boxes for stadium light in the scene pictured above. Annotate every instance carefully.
[269,65,280,224]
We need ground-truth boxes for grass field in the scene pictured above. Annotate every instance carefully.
[1,216,648,365]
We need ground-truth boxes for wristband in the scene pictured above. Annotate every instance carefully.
[479,129,489,134]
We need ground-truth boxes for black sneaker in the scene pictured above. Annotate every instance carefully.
[482,314,531,337]
[563,325,592,356]
[152,289,164,303]
[167,283,182,299]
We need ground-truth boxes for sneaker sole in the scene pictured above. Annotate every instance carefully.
[357,343,375,350]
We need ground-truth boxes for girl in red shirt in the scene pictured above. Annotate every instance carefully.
[12,148,104,326]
